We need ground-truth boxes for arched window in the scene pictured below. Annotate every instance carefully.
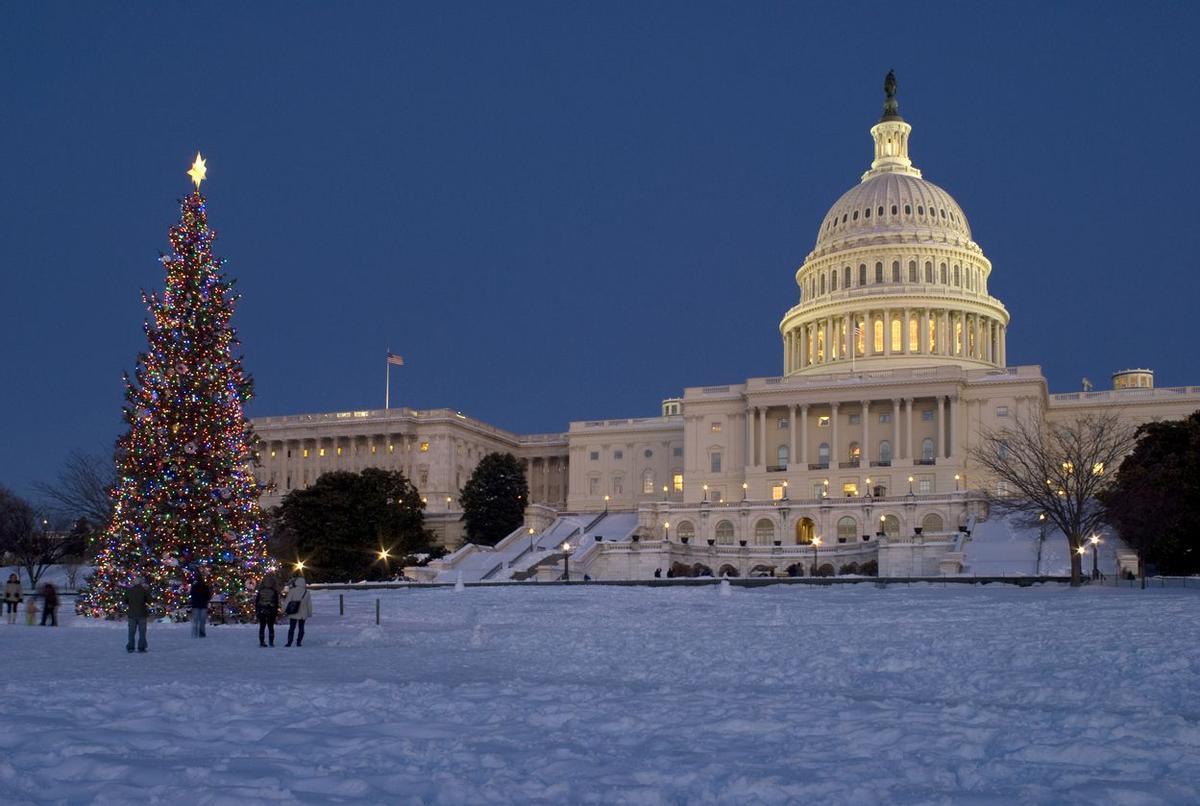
[909,315,919,352]
[642,469,655,494]
[954,265,961,286]
[922,513,944,533]
[881,514,900,537]
[891,205,898,215]
[873,318,884,353]
[796,518,815,543]
[818,443,830,465]
[892,261,900,282]
[852,210,859,220]
[921,438,935,463]
[848,441,861,461]
[909,260,917,282]
[940,263,947,284]
[859,264,867,285]
[875,262,884,283]
[904,204,912,215]
[820,274,825,294]
[676,521,695,540]
[925,261,933,282]
[891,317,902,352]
[843,266,851,288]
[878,440,892,464]
[831,271,838,290]
[715,520,735,544]
[777,445,789,467]
[864,207,870,218]
[754,519,775,545]
[837,516,857,542]
[928,316,937,352]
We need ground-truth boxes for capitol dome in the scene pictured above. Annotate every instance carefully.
[779,73,1009,377]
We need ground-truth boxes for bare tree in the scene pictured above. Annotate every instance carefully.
[1,486,85,587]
[34,450,115,526]
[970,411,1137,587]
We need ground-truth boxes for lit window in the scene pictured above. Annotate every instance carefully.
[319,448,326,457]
[909,317,919,352]
[420,442,430,452]
[370,445,377,454]
[848,442,861,461]
[771,485,785,501]
[996,406,1009,418]
[336,447,342,456]
[710,453,722,473]
[874,319,884,353]
[841,481,858,498]
[270,450,276,458]
[1092,462,1105,476]
[891,318,902,351]
[817,416,831,427]
[918,479,933,495]
[388,444,394,453]
[673,473,684,493]
[710,423,722,433]
[589,451,599,461]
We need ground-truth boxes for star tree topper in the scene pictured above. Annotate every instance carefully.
[187,152,207,189]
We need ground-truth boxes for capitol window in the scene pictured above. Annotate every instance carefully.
[879,440,892,464]
[849,414,861,425]
[843,266,851,287]
[710,452,722,473]
[909,261,917,282]
[614,449,623,459]
[831,271,838,290]
[710,422,721,432]
[864,207,870,218]
[642,470,655,494]
[817,416,830,427]
[818,443,830,465]
[940,264,947,284]
[917,205,924,215]
[925,261,933,282]
[420,442,430,452]
[589,477,600,496]
[859,264,867,285]
[852,210,858,220]
[673,473,684,492]
[892,261,900,282]
[875,262,883,283]
[909,317,919,352]
[877,206,884,217]
[904,204,912,215]
[589,451,599,461]
[891,205,898,215]
[954,265,961,285]
[319,448,326,457]
[874,319,885,353]
[879,413,892,424]
[922,410,934,422]
[996,406,1008,418]
[921,438,935,462]
[613,475,624,495]
[837,517,857,541]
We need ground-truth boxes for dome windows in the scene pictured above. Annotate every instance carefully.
[843,267,851,287]
[904,204,912,215]
[909,261,917,282]
[875,262,884,283]
[892,261,901,282]
[917,205,924,216]
[877,206,884,217]
[864,207,870,219]
[831,271,838,291]
[858,264,867,285]
[852,210,859,221]
[891,205,898,215]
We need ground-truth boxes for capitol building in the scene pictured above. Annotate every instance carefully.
[251,78,1200,580]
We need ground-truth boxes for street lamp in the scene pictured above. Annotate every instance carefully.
[446,496,452,510]
[603,495,610,513]
[702,484,708,502]
[561,541,571,581]
[663,521,670,542]
[781,480,789,500]
[741,482,748,500]
[1089,533,1102,580]
[822,479,829,499]
[528,526,536,556]
[907,475,914,495]
[954,473,961,492]
[864,477,872,500]
[663,485,669,501]
[811,536,823,577]
[879,514,887,537]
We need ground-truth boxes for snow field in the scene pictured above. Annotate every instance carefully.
[1,583,1198,804]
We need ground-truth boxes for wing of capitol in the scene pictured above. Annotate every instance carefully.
[250,76,1200,581]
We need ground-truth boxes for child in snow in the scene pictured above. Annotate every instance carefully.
[4,573,21,625]
[25,594,38,626]
[282,574,313,647]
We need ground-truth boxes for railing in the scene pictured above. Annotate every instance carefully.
[915,459,936,466]
[870,460,891,467]
[808,462,829,470]
[839,460,860,469]
[1050,386,1200,404]
[766,465,787,473]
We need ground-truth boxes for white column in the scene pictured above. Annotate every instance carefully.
[800,405,809,467]
[936,395,945,460]
[884,309,893,355]
[788,404,797,467]
[759,407,768,468]
[861,400,870,466]
[892,398,901,462]
[901,308,910,354]
[905,398,914,460]
[949,395,958,459]
[921,309,931,354]
[746,407,754,468]
[830,402,840,468]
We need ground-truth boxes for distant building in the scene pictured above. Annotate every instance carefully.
[253,80,1200,572]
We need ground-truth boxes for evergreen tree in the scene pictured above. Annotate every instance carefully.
[1099,410,1200,577]
[272,468,433,582]
[459,452,528,546]
[78,156,270,619]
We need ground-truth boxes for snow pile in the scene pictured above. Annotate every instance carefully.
[1,584,1197,803]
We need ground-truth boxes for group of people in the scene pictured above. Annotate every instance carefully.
[122,570,313,653]
[4,573,59,626]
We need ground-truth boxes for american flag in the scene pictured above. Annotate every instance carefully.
[386,352,405,366]
[852,323,862,338]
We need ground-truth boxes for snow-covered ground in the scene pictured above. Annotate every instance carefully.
[2,583,1198,804]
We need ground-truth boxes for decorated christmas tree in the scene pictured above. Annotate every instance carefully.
[79,155,271,619]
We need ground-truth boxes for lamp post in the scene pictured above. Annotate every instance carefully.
[603,495,610,514]
[823,479,829,499]
[528,527,536,556]
[742,482,748,501]
[864,477,872,500]
[663,485,668,502]
[907,475,914,495]
[377,548,391,575]
[1089,533,1102,580]
[702,484,708,502]
[879,514,887,538]
[781,480,789,500]
[663,521,670,543]
[561,542,571,582]
[1076,544,1087,580]
[811,536,823,577]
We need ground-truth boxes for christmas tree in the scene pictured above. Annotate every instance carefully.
[79,154,271,619]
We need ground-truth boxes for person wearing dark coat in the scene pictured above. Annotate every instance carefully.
[125,577,152,653]
[254,573,280,647]
[40,583,58,627]
[189,573,212,638]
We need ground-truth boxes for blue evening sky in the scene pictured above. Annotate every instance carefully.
[2,2,1198,497]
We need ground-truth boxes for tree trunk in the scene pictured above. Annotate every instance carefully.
[1069,541,1082,587]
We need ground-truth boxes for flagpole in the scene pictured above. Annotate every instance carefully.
[385,349,390,410]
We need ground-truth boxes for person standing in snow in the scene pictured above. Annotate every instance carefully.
[254,573,280,647]
[282,573,312,647]
[189,570,211,638]
[4,573,21,625]
[125,576,151,653]
[40,583,59,627]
